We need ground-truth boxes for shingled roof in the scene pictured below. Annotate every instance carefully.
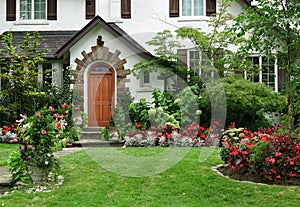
[0,30,77,58]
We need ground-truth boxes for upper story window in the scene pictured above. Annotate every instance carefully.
[182,0,204,16]
[6,0,57,21]
[169,0,216,18]
[20,0,46,20]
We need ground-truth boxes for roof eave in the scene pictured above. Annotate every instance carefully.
[55,16,154,60]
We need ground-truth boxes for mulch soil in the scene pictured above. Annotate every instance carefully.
[217,165,300,186]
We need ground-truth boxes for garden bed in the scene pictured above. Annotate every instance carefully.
[217,164,300,186]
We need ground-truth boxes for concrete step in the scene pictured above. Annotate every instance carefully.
[81,127,103,140]
[73,139,125,148]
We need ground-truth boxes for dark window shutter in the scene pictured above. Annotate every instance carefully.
[177,49,188,84]
[169,0,179,17]
[6,0,16,21]
[86,0,96,19]
[278,69,287,91]
[206,0,216,16]
[47,0,57,20]
[177,49,187,66]
[121,0,131,19]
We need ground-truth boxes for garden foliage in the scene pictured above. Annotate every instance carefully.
[220,123,300,182]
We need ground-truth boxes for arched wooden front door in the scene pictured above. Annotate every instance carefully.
[88,63,115,127]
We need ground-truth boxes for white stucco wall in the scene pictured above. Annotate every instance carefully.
[0,0,245,48]
[68,25,164,102]
[0,0,246,101]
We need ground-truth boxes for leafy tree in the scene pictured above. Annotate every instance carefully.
[228,0,300,131]
[0,31,46,125]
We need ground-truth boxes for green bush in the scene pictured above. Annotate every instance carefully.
[199,76,287,130]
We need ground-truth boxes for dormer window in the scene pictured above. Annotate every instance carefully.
[20,0,46,20]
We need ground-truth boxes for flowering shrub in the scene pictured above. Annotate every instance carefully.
[220,123,300,182]
[17,107,65,168]
[220,125,257,172]
[123,122,220,147]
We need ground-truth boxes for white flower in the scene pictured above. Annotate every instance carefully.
[47,153,51,157]
[45,161,49,165]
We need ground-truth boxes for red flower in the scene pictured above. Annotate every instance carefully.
[135,123,142,128]
[289,173,297,177]
[2,126,11,133]
[55,122,61,130]
[266,157,275,164]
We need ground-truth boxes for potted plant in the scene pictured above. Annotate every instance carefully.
[14,106,64,184]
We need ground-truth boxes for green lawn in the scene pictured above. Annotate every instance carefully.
[1,147,300,207]
[0,144,18,167]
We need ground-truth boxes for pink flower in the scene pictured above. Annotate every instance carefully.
[276,175,281,179]
[49,106,55,111]
[62,103,67,108]
[275,152,281,157]
[21,145,25,151]
[75,105,81,110]
[36,111,41,118]
[28,155,32,159]
[41,129,47,135]
[19,127,23,133]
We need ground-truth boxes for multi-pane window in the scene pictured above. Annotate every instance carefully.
[182,0,204,16]
[262,56,276,90]
[246,56,277,91]
[188,50,213,78]
[20,0,46,20]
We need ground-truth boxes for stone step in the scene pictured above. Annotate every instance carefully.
[82,127,103,132]
[0,167,12,196]
[81,127,103,140]
[73,139,125,148]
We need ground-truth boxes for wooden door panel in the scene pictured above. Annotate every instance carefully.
[88,72,114,127]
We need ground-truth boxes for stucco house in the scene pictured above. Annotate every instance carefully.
[0,0,283,127]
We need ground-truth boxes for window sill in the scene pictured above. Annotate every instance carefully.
[14,20,49,25]
[177,16,210,22]
[137,86,155,92]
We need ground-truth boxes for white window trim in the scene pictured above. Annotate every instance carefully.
[187,49,214,81]
[15,0,48,24]
[245,55,278,92]
[178,0,208,21]
[140,71,151,88]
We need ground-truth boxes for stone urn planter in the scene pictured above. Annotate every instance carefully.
[27,164,50,184]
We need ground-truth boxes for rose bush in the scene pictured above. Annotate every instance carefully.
[8,105,68,183]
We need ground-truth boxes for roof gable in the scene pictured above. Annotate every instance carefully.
[56,15,154,60]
